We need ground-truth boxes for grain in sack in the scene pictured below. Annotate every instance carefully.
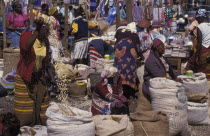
[46,103,95,136]
[149,78,189,136]
[93,115,134,136]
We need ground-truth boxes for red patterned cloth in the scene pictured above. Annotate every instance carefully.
[17,32,36,83]
[89,46,102,67]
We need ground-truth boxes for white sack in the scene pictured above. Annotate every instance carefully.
[177,73,209,93]
[18,125,48,136]
[149,78,189,136]
[95,58,114,72]
[188,102,210,125]
[46,103,95,136]
[93,115,134,136]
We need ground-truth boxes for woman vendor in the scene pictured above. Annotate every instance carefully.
[14,20,51,126]
[91,66,129,115]
[7,2,29,49]
[114,22,140,99]
[185,9,210,80]
[142,35,177,101]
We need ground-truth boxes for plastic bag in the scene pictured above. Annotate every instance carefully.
[105,6,117,25]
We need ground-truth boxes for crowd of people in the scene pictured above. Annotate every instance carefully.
[0,1,210,135]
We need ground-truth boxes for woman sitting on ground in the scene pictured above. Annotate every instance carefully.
[143,35,177,101]
[91,66,129,116]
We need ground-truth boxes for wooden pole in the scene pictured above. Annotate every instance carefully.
[62,3,69,49]
[125,0,133,23]
[29,2,34,27]
[2,1,6,58]
[116,1,120,28]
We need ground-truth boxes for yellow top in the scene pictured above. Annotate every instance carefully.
[71,22,78,34]
[33,39,46,71]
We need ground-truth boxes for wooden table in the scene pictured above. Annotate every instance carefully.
[165,56,189,73]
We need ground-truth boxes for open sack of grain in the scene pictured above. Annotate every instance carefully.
[54,62,78,79]
[46,103,95,136]
[177,73,210,125]
[130,111,169,136]
[93,115,134,136]
[149,77,190,136]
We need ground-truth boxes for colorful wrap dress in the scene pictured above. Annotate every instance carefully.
[114,38,138,89]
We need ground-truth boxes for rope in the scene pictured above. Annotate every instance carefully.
[138,121,149,136]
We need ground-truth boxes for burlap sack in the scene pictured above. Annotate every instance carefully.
[97,18,109,34]
[54,62,78,79]
[135,84,152,112]
[186,92,208,103]
[130,111,169,136]
[93,115,134,136]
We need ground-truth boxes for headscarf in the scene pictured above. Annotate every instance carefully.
[117,22,137,33]
[195,9,208,18]
[152,34,166,48]
[49,7,57,16]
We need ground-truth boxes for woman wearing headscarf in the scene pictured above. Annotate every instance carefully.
[185,9,210,80]
[70,7,89,64]
[14,20,51,127]
[91,66,129,115]
[7,2,29,48]
[141,35,177,109]
[114,22,140,99]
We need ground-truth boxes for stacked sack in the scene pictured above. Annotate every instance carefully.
[46,103,95,136]
[149,78,189,136]
[177,73,210,125]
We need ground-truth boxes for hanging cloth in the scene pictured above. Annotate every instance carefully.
[120,8,126,19]
[33,0,42,6]
[152,7,165,28]
[164,7,174,19]
[132,2,143,22]
[105,6,117,25]
[90,0,97,11]
[144,6,153,21]
[120,3,126,19]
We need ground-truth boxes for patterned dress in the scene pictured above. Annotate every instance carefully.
[114,38,138,89]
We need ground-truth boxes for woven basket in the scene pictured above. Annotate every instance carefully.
[3,52,20,76]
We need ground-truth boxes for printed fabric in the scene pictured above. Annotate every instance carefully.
[152,7,165,28]
[164,7,174,19]
[138,31,153,51]
[132,6,143,22]
[114,38,137,89]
